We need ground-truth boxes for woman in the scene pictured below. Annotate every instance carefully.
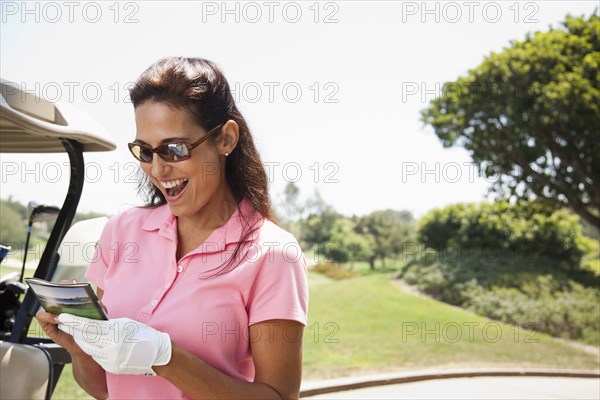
[36,57,309,399]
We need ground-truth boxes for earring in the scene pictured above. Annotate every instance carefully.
[224,152,229,157]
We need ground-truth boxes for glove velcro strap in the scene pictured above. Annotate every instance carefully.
[121,339,159,376]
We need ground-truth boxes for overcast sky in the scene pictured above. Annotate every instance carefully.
[1,1,596,218]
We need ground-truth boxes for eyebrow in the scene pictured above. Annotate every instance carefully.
[133,137,192,145]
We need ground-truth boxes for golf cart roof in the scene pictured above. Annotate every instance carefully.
[0,78,116,152]
[3,77,116,345]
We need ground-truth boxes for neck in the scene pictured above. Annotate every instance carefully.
[177,186,239,233]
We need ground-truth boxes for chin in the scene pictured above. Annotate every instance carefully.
[166,199,209,219]
[166,204,191,218]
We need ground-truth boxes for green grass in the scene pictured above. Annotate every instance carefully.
[53,365,93,399]
[11,270,600,398]
[302,271,599,379]
[345,256,407,276]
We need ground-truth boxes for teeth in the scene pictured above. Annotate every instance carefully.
[160,178,188,189]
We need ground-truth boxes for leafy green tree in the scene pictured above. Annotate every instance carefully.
[355,209,415,269]
[2,196,27,220]
[299,190,343,251]
[325,218,376,266]
[421,13,600,229]
[1,198,109,253]
[417,201,593,268]
[0,200,27,245]
[300,210,342,250]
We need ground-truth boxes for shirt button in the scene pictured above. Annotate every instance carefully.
[177,265,183,273]
[151,299,158,306]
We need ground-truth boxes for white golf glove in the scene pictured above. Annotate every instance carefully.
[57,313,172,376]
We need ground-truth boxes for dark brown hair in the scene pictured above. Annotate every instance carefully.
[129,57,274,276]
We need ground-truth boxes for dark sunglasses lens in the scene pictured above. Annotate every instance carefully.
[159,143,190,161]
[140,146,155,162]
[129,143,192,163]
[129,144,152,162]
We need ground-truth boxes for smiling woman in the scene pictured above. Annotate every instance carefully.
[133,102,228,221]
[35,57,309,400]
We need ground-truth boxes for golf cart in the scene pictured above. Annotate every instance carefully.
[0,78,116,399]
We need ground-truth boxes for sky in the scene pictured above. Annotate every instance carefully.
[1,0,597,219]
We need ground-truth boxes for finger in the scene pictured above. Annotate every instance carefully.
[44,324,64,340]
[42,319,69,340]
[35,310,59,324]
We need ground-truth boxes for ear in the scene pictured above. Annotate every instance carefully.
[217,120,240,156]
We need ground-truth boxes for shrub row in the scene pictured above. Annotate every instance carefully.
[417,201,594,268]
[400,252,600,345]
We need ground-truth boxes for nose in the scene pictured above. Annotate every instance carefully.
[150,153,170,178]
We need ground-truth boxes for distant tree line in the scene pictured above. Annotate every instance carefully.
[275,183,416,269]
[0,196,108,250]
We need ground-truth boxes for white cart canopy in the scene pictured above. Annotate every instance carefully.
[0,78,116,153]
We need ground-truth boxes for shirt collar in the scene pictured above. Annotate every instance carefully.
[142,198,261,245]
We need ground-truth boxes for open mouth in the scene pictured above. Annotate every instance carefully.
[161,178,189,197]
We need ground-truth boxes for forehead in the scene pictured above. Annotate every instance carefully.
[134,102,201,142]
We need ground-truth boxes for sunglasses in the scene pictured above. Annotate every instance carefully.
[128,123,224,163]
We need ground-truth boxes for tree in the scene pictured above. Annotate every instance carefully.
[299,190,343,251]
[273,182,304,236]
[355,209,415,269]
[282,182,302,220]
[303,189,333,217]
[416,201,592,268]
[0,200,27,245]
[325,218,376,266]
[421,13,600,229]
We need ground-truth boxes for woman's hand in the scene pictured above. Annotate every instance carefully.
[35,288,110,400]
[35,310,86,356]
[57,314,172,376]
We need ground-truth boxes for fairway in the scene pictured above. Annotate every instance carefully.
[48,271,599,399]
[303,272,599,379]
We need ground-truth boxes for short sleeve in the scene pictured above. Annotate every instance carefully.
[247,238,309,326]
[84,216,115,290]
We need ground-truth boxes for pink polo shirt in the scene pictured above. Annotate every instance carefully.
[85,198,309,399]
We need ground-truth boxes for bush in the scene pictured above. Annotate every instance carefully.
[311,263,360,280]
[0,201,27,244]
[417,201,593,268]
[400,250,600,345]
[463,280,600,345]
